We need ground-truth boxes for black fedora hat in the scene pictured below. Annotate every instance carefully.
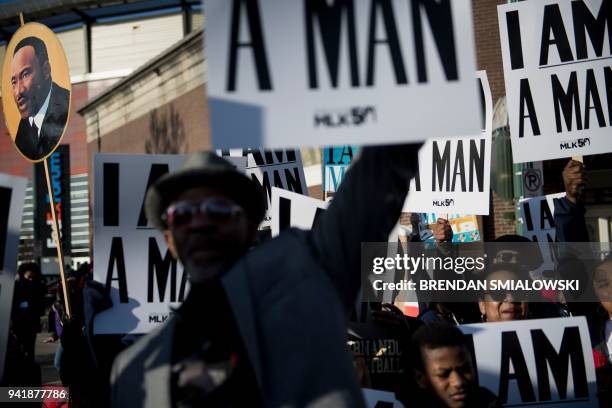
[145,152,266,230]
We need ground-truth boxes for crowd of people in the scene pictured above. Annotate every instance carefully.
[2,148,611,408]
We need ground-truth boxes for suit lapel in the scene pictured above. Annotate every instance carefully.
[137,266,264,406]
[15,119,38,159]
[222,262,264,393]
[143,317,175,408]
[40,84,63,143]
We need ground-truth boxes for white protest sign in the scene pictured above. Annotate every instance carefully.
[459,317,597,407]
[270,187,328,236]
[219,149,308,228]
[93,154,246,334]
[206,0,481,149]
[0,174,26,381]
[519,192,565,276]
[498,0,612,163]
[403,71,492,214]
[362,388,404,408]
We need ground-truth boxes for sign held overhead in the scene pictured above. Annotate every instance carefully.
[403,71,492,214]
[206,0,481,149]
[498,0,612,162]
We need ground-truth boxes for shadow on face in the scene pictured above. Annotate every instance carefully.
[415,345,475,408]
[163,187,256,282]
[478,269,529,322]
[593,261,612,317]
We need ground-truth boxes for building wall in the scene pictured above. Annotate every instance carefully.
[0,99,33,178]
[489,192,517,238]
[472,0,507,102]
[61,82,89,174]
[82,31,204,142]
[82,30,208,171]
[91,14,184,73]
[0,45,6,73]
[86,84,209,156]
[308,185,323,201]
[472,0,515,239]
[57,27,87,77]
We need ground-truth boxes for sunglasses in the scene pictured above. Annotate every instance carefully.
[483,290,531,302]
[162,199,244,228]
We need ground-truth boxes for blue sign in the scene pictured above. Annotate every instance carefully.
[322,146,358,193]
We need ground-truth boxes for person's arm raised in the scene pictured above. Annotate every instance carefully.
[310,144,421,314]
[555,159,589,242]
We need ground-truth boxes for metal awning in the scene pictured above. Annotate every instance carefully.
[0,0,200,42]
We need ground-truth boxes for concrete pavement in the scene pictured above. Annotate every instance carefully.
[35,332,61,385]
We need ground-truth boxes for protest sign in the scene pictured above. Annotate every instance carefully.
[418,213,481,243]
[498,0,612,163]
[519,192,565,277]
[206,0,481,149]
[270,187,328,236]
[349,322,404,393]
[1,23,71,163]
[362,388,403,408]
[0,174,27,381]
[323,145,358,193]
[219,149,308,228]
[403,71,492,214]
[459,317,597,407]
[93,154,245,334]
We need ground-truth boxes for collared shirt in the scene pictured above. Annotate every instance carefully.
[28,86,52,138]
[171,280,261,407]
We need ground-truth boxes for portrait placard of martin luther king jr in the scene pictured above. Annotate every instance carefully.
[4,32,70,162]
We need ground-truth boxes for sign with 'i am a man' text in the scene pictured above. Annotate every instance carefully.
[205,0,481,149]
[498,0,612,162]
[93,154,246,334]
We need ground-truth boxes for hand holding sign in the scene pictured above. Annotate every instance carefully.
[563,160,588,204]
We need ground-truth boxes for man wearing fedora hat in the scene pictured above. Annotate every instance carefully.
[110,144,421,407]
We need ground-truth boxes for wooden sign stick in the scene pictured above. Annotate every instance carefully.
[572,155,584,164]
[43,159,72,319]
[17,12,71,318]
